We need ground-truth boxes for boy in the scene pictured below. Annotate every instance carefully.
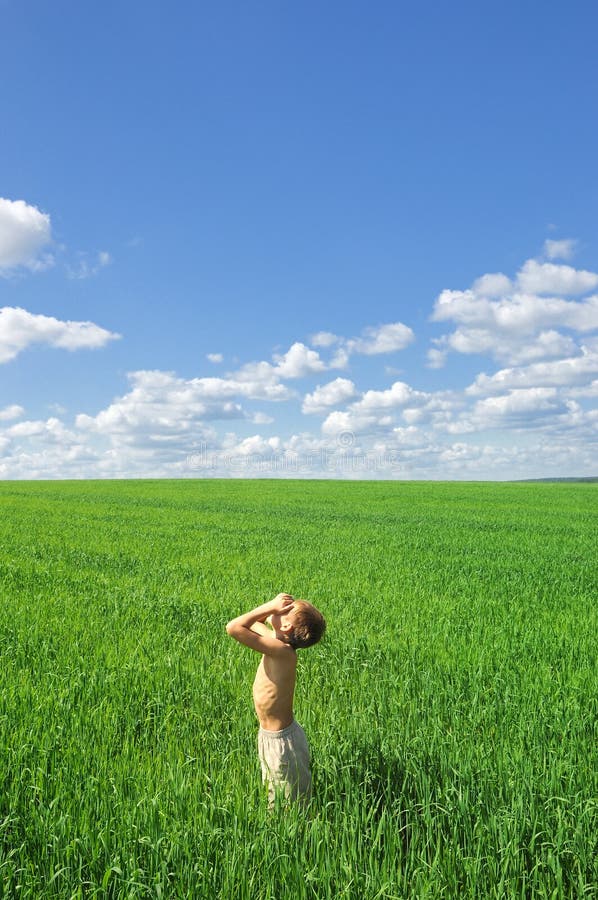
[226,592,326,805]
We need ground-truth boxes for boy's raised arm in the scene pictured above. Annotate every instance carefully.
[226,593,294,655]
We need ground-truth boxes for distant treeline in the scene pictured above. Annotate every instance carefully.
[520,476,598,483]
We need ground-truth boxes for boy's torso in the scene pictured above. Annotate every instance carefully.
[252,652,297,731]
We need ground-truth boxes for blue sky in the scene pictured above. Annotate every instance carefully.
[1,0,597,479]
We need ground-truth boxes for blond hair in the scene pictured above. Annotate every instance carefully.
[288,600,326,649]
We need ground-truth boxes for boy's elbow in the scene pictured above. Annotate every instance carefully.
[225,620,238,637]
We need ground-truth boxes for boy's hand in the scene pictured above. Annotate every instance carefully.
[269,593,294,614]
[226,594,296,654]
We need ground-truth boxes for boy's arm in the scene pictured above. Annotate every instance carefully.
[226,594,294,656]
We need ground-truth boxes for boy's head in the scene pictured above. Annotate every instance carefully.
[284,600,326,649]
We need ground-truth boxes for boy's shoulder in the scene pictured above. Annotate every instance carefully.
[240,629,295,658]
[264,640,297,661]
[251,621,296,657]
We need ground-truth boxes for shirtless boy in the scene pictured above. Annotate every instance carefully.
[226,593,326,805]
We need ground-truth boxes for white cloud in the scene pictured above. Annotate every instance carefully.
[430,251,598,367]
[2,251,596,480]
[233,359,282,384]
[329,346,351,368]
[308,378,465,452]
[472,388,567,424]
[432,288,598,333]
[302,378,357,414]
[466,348,598,395]
[516,259,598,296]
[0,198,114,282]
[0,198,53,273]
[66,250,112,280]
[0,404,24,422]
[0,413,105,479]
[432,289,487,326]
[251,411,275,424]
[352,380,427,412]
[403,394,462,427]
[569,379,598,398]
[7,419,47,438]
[0,306,121,363]
[223,434,281,458]
[310,331,339,347]
[426,347,447,369]
[321,409,383,437]
[74,369,296,459]
[307,321,415,369]
[391,425,426,446]
[348,322,415,355]
[233,341,325,384]
[494,330,578,365]
[272,342,326,378]
[543,239,577,261]
[1,380,594,480]
[434,327,579,367]
[472,273,512,297]
[6,416,79,443]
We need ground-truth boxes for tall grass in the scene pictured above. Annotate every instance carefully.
[0,480,596,898]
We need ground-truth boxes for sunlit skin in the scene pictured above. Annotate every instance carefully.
[226,593,299,731]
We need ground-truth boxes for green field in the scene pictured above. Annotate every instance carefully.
[0,479,596,899]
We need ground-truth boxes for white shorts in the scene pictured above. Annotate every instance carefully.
[257,720,312,804]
